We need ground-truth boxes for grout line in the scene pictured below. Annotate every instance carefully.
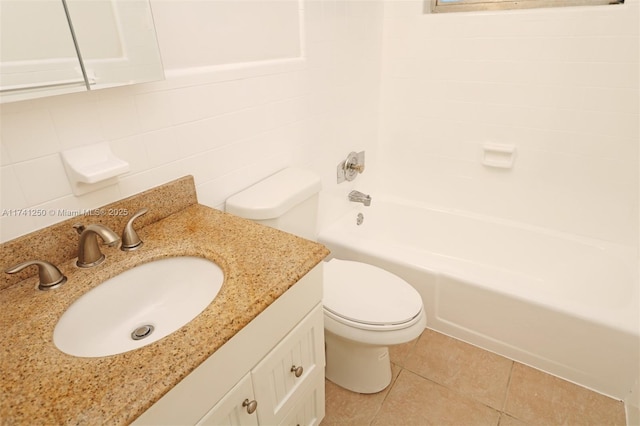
[396,367,505,422]
[502,360,516,412]
[395,331,517,419]
[326,330,625,426]
[369,363,405,425]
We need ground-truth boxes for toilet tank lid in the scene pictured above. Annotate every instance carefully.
[226,168,321,220]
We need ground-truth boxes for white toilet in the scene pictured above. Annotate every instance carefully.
[226,168,426,394]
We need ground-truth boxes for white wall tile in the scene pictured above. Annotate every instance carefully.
[134,91,174,132]
[241,73,286,106]
[151,161,198,189]
[0,142,12,166]
[151,0,301,70]
[196,153,290,209]
[109,135,150,175]
[0,166,27,211]
[12,155,72,205]
[71,183,123,212]
[30,195,85,231]
[3,0,635,249]
[0,0,385,243]
[48,93,105,149]
[0,108,61,162]
[166,80,250,125]
[141,126,182,168]
[379,0,638,244]
[96,92,141,140]
[117,170,159,199]
[0,214,37,242]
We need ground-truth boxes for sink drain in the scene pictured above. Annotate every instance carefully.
[131,325,154,340]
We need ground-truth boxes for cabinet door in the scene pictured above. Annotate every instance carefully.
[252,305,324,425]
[197,373,259,426]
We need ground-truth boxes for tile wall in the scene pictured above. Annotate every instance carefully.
[0,0,384,242]
[4,0,636,247]
[378,0,639,246]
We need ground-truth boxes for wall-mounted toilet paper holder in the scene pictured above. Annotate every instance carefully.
[337,151,365,183]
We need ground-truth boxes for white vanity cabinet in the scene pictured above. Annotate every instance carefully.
[134,265,325,426]
[197,373,258,426]
[198,306,324,425]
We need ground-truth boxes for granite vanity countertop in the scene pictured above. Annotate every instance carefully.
[0,204,329,425]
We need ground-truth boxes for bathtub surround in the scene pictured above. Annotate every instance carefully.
[378,0,638,246]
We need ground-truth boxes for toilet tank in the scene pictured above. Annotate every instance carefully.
[225,168,322,240]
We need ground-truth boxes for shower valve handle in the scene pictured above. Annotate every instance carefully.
[337,151,366,183]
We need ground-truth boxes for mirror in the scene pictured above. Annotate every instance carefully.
[0,0,164,103]
[0,0,86,101]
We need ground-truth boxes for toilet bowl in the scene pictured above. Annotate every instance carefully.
[323,258,426,393]
[225,168,427,394]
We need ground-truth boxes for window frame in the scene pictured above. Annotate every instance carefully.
[428,0,625,14]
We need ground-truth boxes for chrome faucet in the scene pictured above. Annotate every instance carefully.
[74,224,120,268]
[348,190,371,206]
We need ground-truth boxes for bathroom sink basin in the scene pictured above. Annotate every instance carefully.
[53,256,224,357]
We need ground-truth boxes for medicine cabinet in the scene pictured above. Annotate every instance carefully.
[0,0,164,103]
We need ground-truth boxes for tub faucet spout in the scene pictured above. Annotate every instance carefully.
[348,190,371,206]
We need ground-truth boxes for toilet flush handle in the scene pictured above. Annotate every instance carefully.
[291,365,304,377]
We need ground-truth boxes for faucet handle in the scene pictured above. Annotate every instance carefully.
[121,208,148,251]
[5,260,67,291]
[337,151,365,183]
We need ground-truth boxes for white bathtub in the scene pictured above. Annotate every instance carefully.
[318,196,639,401]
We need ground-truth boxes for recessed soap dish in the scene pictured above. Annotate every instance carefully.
[481,143,516,169]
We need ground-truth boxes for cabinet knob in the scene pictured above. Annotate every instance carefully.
[291,365,304,378]
[242,399,257,414]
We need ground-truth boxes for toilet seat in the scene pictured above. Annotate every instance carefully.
[323,258,424,331]
[324,308,424,331]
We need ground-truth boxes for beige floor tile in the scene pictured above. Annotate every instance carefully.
[372,369,500,426]
[321,364,401,426]
[389,336,420,367]
[504,363,626,426]
[404,329,513,410]
[498,413,528,426]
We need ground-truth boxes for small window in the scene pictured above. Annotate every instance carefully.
[428,0,625,13]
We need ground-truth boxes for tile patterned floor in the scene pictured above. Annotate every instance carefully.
[321,329,626,426]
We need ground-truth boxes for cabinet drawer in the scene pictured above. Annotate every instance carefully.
[279,368,325,426]
[197,373,258,426]
[252,304,324,425]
